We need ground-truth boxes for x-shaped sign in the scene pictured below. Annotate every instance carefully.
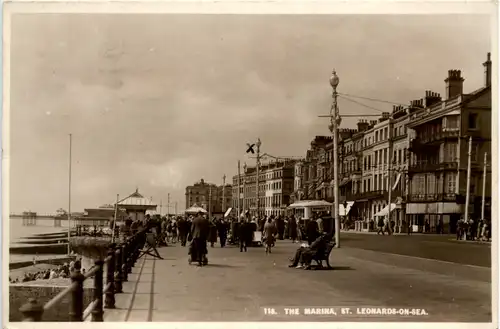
[246,143,255,154]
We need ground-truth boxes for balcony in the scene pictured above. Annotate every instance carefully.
[408,161,458,173]
[419,129,460,144]
[408,193,458,202]
[351,190,388,201]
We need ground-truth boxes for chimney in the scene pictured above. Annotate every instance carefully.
[378,112,390,123]
[424,91,442,107]
[483,52,492,87]
[445,69,464,99]
[357,119,369,132]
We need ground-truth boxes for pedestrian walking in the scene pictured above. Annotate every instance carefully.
[239,218,251,252]
[217,218,229,248]
[377,217,385,235]
[289,216,298,243]
[263,217,277,254]
[189,212,210,266]
[208,218,218,247]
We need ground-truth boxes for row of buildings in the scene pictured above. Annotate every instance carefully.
[185,179,233,215]
[228,52,492,233]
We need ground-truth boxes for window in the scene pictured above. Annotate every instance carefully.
[468,113,478,130]
[394,128,397,138]
[445,173,456,194]
[403,148,407,162]
[471,143,479,162]
[374,151,378,166]
[444,115,459,130]
[426,174,436,195]
[393,150,397,164]
[470,176,476,195]
[398,149,402,164]
[374,174,378,190]
[384,128,388,140]
[375,131,379,142]
[444,142,457,162]
[383,149,387,164]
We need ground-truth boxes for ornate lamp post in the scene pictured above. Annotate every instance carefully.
[256,138,262,218]
[243,162,247,215]
[329,70,341,248]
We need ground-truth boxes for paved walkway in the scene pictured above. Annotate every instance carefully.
[104,240,492,322]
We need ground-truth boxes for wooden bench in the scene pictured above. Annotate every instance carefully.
[312,241,336,269]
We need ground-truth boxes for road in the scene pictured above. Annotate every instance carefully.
[340,232,491,268]
[106,235,492,323]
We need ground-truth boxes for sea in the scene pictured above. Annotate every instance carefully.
[8,217,72,263]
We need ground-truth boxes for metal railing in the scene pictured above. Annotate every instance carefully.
[19,229,147,322]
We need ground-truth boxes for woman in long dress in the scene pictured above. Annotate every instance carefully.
[263,218,277,254]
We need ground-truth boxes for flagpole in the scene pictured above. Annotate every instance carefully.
[112,194,119,243]
[237,160,241,219]
[67,134,72,256]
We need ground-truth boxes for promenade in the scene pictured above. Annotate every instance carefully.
[104,234,491,322]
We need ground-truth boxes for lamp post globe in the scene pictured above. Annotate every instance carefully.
[328,121,334,133]
[330,70,339,89]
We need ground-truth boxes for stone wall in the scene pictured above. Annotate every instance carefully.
[10,280,94,322]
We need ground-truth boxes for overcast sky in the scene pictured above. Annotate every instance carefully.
[9,14,490,214]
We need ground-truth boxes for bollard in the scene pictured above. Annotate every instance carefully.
[121,242,128,282]
[19,298,44,322]
[91,259,104,322]
[114,245,123,293]
[69,268,85,321]
[104,244,116,309]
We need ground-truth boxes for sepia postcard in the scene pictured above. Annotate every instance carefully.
[2,1,498,329]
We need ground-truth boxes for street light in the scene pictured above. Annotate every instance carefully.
[256,138,262,218]
[329,70,341,248]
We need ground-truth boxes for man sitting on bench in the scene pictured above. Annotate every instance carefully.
[288,232,332,269]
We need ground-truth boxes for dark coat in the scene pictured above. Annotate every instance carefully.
[217,221,229,238]
[191,216,210,240]
[239,222,253,242]
[288,218,297,239]
[208,221,218,243]
[177,219,189,235]
[307,220,319,242]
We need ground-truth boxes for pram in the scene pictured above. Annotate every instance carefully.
[188,240,208,266]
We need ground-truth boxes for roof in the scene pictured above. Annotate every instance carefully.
[116,189,157,208]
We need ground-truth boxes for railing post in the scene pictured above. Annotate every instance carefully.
[114,245,123,293]
[19,298,44,322]
[69,268,85,321]
[104,244,116,309]
[121,242,128,282]
[91,259,104,322]
[126,239,133,274]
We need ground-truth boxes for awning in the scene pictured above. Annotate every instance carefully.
[392,173,402,191]
[339,201,355,216]
[288,200,333,208]
[185,206,208,214]
[339,178,352,187]
[224,208,232,217]
[374,203,397,217]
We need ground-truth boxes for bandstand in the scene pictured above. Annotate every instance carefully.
[116,189,157,222]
